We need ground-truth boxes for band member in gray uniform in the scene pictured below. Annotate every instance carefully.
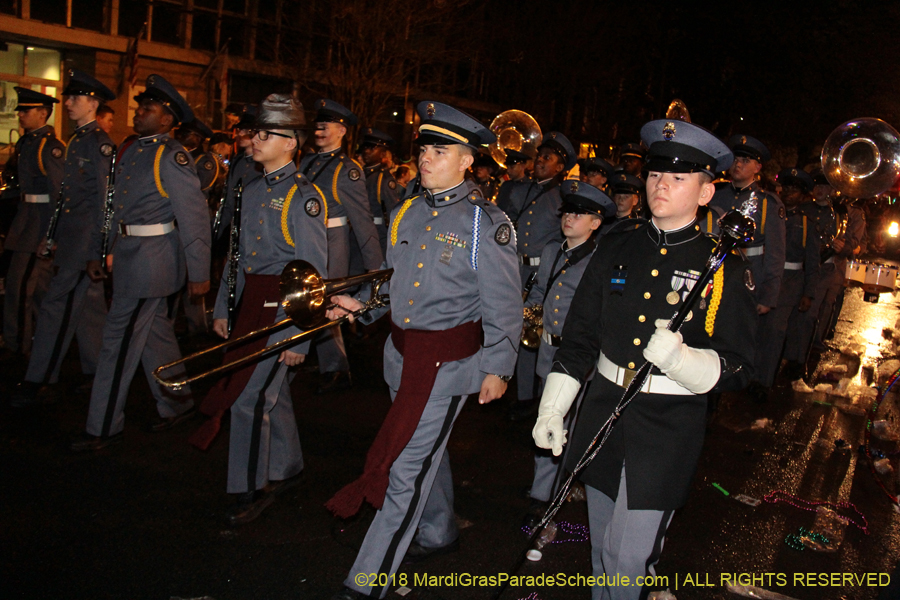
[11,70,115,406]
[534,120,756,600]
[176,119,219,198]
[201,95,328,525]
[579,156,616,194]
[359,127,400,255]
[327,101,520,600]
[71,75,211,451]
[522,180,615,529]
[1,88,64,359]
[299,99,383,394]
[753,169,819,394]
[600,172,644,235]
[215,105,260,239]
[501,131,575,420]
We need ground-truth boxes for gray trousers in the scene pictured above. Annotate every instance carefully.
[784,262,836,362]
[317,225,350,373]
[515,263,540,401]
[25,266,106,383]
[85,295,192,437]
[3,251,52,353]
[754,270,805,387]
[345,392,465,599]
[815,261,847,345]
[227,354,303,493]
[587,467,674,600]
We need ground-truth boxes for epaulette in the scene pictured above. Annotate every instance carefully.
[467,189,499,225]
[606,217,649,235]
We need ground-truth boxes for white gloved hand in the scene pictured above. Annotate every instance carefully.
[532,372,582,456]
[642,319,721,394]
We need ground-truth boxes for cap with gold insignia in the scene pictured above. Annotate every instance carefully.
[13,87,59,111]
[560,179,616,218]
[727,134,771,163]
[776,168,814,193]
[611,172,644,196]
[314,99,357,126]
[415,101,496,149]
[178,119,214,140]
[360,127,393,148]
[641,119,733,176]
[133,74,193,124]
[539,131,577,171]
[62,69,116,102]
[620,143,646,161]
[582,156,616,179]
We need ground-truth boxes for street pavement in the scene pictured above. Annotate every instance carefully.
[3,285,900,600]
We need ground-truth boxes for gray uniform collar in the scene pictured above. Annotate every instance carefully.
[424,180,468,208]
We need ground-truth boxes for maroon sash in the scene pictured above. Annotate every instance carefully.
[188,274,281,450]
[325,319,483,518]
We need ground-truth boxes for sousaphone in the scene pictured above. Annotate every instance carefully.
[489,110,542,169]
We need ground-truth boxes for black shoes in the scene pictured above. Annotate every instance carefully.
[70,432,124,452]
[507,399,539,422]
[522,498,550,530]
[781,360,806,382]
[402,537,460,564]
[148,406,197,432]
[317,371,352,395]
[226,472,304,526]
[747,381,768,404]
[9,381,42,407]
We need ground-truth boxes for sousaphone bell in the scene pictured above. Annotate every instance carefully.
[489,110,542,169]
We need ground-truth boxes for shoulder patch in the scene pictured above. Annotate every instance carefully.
[348,168,361,181]
[495,223,512,246]
[51,147,62,158]
[305,198,321,217]
[388,179,396,190]
[203,160,214,170]
[778,205,785,219]
[175,151,190,166]
[100,143,113,157]
[744,267,756,291]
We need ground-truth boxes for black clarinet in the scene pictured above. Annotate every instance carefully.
[40,187,65,259]
[225,178,243,335]
[100,146,119,270]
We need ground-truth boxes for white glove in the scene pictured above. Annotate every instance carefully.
[642,319,721,394]
[532,372,581,456]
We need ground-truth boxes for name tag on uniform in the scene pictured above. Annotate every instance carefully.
[440,244,453,265]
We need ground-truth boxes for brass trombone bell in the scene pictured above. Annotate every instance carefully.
[153,261,392,390]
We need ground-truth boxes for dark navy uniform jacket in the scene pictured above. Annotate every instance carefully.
[213,162,328,354]
[94,132,211,298]
[55,120,113,270]
[555,219,756,510]
[6,125,65,253]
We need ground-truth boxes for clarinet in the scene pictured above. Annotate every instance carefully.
[40,187,65,259]
[100,146,119,271]
[225,178,243,335]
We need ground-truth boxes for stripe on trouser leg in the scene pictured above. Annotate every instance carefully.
[42,272,85,383]
[638,509,674,600]
[377,394,463,577]
[16,254,37,348]
[246,360,284,491]
[101,298,146,437]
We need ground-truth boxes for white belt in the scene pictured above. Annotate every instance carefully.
[743,246,764,257]
[327,216,348,228]
[520,256,541,266]
[24,194,50,203]
[597,351,694,396]
[825,256,836,264]
[373,217,384,225]
[784,261,803,270]
[118,221,175,236]
[263,301,279,308]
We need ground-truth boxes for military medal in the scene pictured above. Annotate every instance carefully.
[440,244,453,265]
[666,291,680,305]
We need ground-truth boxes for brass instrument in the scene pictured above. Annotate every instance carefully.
[489,110,542,170]
[225,179,243,335]
[153,261,392,390]
[100,146,119,270]
[520,271,542,348]
[665,99,692,123]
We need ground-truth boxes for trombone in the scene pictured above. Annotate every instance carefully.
[153,260,392,390]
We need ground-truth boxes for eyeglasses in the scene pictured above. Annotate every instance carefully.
[251,129,295,141]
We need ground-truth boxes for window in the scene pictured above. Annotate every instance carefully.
[30,0,67,25]
[71,0,105,32]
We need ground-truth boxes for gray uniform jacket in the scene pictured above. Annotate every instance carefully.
[191,148,221,195]
[364,163,400,227]
[708,181,786,307]
[299,149,383,270]
[526,238,597,379]
[216,151,262,239]
[363,181,521,394]
[94,132,211,298]
[502,178,564,265]
[213,163,329,354]
[495,176,532,214]
[786,205,822,298]
[5,124,65,253]
[54,121,113,271]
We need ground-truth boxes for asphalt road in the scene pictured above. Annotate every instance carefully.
[3,285,900,600]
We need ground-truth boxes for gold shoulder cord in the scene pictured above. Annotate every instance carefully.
[37,138,47,175]
[705,265,724,337]
[281,184,299,247]
[376,171,384,211]
[802,215,807,248]
[760,197,767,235]
[332,163,344,204]
[312,183,328,226]
[391,196,416,247]
[154,146,168,198]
